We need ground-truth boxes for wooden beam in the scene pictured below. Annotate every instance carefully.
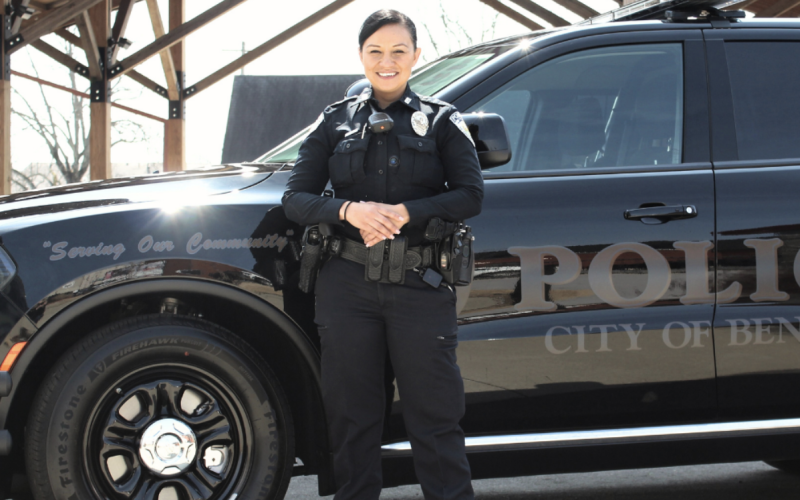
[109,0,250,79]
[88,0,108,50]
[88,1,110,181]
[144,0,179,100]
[164,113,184,171]
[7,0,105,54]
[549,0,599,19]
[74,10,102,78]
[90,97,111,180]
[126,69,168,97]
[506,0,570,27]
[164,0,184,172]
[109,0,134,63]
[55,26,81,45]
[756,0,800,16]
[169,0,184,70]
[726,0,760,10]
[1,14,11,195]
[478,0,544,31]
[53,26,165,97]
[185,0,356,99]
[12,70,167,122]
[31,39,90,77]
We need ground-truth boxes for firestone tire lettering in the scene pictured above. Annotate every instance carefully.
[24,315,294,500]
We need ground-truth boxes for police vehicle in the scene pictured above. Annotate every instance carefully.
[3,0,800,498]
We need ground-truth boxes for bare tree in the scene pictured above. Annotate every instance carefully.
[11,36,148,191]
[421,1,500,61]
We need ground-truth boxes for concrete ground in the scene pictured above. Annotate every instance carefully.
[8,461,799,499]
[284,462,800,500]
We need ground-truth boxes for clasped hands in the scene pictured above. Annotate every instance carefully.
[339,201,409,247]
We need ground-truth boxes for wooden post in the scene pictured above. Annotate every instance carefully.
[1,13,11,195]
[164,0,185,171]
[89,1,111,181]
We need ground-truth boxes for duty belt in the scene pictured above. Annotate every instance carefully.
[333,236,434,285]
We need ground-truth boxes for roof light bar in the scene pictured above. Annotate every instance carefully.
[578,0,744,25]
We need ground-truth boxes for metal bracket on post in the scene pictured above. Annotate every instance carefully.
[108,63,123,77]
[75,64,90,78]
[91,80,108,102]
[92,47,110,103]
[169,70,185,119]
[2,16,10,82]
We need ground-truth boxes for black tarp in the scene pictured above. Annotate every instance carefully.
[221,74,362,163]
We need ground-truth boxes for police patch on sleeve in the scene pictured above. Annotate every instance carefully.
[450,111,474,147]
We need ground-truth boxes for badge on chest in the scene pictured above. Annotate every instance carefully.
[411,111,429,136]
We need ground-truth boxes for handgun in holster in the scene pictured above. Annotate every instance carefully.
[298,190,339,293]
[424,217,475,287]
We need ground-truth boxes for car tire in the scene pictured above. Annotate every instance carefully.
[764,460,800,475]
[25,314,294,500]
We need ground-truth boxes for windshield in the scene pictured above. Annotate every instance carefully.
[255,42,524,164]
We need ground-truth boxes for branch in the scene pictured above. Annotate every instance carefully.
[11,170,38,191]
[421,21,440,60]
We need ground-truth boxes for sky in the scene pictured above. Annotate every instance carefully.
[10,0,618,181]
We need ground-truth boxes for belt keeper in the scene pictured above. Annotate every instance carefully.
[422,246,433,268]
[328,236,343,256]
[366,240,385,282]
[387,236,408,284]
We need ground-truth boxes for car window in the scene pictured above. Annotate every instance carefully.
[469,44,684,173]
[725,41,800,162]
[254,41,527,164]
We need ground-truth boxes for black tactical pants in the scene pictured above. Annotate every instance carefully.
[314,256,474,500]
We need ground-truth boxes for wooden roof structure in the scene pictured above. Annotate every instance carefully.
[1,0,798,195]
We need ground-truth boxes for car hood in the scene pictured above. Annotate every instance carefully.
[0,164,280,221]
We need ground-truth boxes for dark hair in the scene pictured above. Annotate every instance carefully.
[358,9,417,50]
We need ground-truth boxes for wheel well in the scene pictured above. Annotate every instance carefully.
[7,280,328,479]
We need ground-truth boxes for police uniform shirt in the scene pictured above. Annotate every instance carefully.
[282,85,484,246]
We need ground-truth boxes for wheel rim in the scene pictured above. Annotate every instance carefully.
[84,367,252,500]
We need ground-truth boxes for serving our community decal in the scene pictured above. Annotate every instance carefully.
[44,231,294,262]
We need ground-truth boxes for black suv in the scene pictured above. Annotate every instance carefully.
[3,1,800,498]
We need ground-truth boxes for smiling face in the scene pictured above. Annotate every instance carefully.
[359,23,422,108]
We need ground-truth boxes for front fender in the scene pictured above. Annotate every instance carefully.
[0,263,328,476]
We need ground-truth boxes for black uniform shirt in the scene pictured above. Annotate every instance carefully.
[281,85,484,246]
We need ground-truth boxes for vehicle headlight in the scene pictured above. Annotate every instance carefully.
[0,246,17,290]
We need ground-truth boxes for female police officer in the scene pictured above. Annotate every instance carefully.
[282,9,483,500]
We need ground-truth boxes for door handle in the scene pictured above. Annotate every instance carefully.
[624,205,697,224]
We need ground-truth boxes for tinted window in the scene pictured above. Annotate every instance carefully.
[726,42,800,161]
[469,44,684,172]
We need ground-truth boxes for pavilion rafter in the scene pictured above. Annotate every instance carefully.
[53,27,168,97]
[6,0,104,54]
[756,0,800,16]
[479,0,545,31]
[74,10,102,78]
[108,0,250,80]
[109,0,134,63]
[144,0,179,100]
[551,0,600,19]
[506,0,571,27]
[184,0,356,99]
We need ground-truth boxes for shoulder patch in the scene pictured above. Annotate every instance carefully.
[418,94,451,107]
[325,95,358,113]
[449,111,475,147]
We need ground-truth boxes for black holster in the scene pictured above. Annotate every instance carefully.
[298,225,324,293]
[424,218,475,286]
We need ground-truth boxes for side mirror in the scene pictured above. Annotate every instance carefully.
[461,113,512,169]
